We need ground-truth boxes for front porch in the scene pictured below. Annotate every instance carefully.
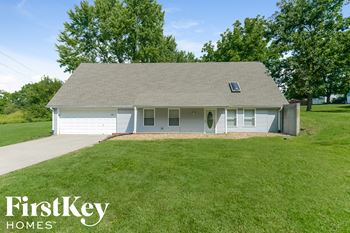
[128,107,281,134]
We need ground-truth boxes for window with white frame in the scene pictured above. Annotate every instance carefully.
[244,109,255,127]
[168,109,180,126]
[227,109,237,128]
[144,109,155,126]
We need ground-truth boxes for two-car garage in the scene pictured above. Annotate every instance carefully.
[55,108,134,135]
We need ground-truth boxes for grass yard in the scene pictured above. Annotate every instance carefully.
[0,105,350,232]
[0,121,51,147]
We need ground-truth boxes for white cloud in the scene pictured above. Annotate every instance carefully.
[0,75,22,93]
[171,20,200,29]
[176,40,204,57]
[0,47,69,92]
[16,0,32,17]
[16,0,27,9]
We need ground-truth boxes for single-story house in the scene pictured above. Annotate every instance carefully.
[312,97,327,105]
[47,62,290,135]
[313,92,350,104]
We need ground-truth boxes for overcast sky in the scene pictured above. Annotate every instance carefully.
[0,0,349,92]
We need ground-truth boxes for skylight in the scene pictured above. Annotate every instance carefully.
[229,81,241,93]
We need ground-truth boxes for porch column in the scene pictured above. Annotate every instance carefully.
[133,106,137,133]
[224,108,228,134]
[51,108,55,132]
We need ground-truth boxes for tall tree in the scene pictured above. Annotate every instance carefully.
[201,17,270,62]
[11,76,63,120]
[269,0,350,111]
[323,29,350,103]
[57,0,195,73]
[0,90,10,114]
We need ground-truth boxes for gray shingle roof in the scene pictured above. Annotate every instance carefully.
[47,62,288,108]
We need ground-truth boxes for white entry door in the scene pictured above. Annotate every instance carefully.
[204,109,216,133]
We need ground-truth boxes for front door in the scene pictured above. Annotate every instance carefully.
[204,109,216,133]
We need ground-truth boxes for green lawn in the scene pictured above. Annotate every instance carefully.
[0,105,350,232]
[0,121,52,147]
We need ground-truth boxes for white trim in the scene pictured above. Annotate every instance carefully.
[115,108,118,133]
[168,108,180,127]
[243,108,256,127]
[57,108,60,135]
[227,108,238,129]
[51,108,55,132]
[143,108,155,127]
[224,108,227,134]
[204,108,217,134]
[133,107,137,133]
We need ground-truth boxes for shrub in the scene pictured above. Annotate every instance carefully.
[0,111,26,124]
[332,95,346,104]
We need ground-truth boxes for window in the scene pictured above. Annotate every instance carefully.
[244,109,255,127]
[168,109,180,126]
[227,109,237,128]
[229,81,241,93]
[144,109,155,126]
[207,111,214,129]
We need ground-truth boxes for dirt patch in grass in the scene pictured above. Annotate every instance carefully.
[111,132,285,140]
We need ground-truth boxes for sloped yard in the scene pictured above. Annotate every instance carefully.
[0,105,349,232]
[0,121,51,147]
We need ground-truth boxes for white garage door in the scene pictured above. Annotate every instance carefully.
[117,109,134,133]
[59,109,116,135]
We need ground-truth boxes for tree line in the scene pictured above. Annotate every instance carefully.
[57,0,350,111]
[1,0,349,121]
[0,77,62,121]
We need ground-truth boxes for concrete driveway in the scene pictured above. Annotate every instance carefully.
[0,135,106,176]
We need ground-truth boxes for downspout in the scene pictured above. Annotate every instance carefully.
[278,106,283,133]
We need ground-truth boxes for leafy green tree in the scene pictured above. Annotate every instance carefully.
[0,90,19,115]
[0,90,11,114]
[323,30,350,103]
[11,76,63,120]
[201,17,270,62]
[57,0,195,72]
[269,0,350,111]
[0,90,6,114]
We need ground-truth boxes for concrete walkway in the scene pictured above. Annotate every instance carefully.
[0,135,106,176]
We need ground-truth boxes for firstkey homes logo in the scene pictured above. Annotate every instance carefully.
[4,196,109,230]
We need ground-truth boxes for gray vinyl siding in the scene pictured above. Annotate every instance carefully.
[222,109,279,133]
[137,108,204,133]
[179,108,204,133]
[216,108,225,133]
[136,107,278,133]
[137,108,179,133]
[117,108,134,133]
